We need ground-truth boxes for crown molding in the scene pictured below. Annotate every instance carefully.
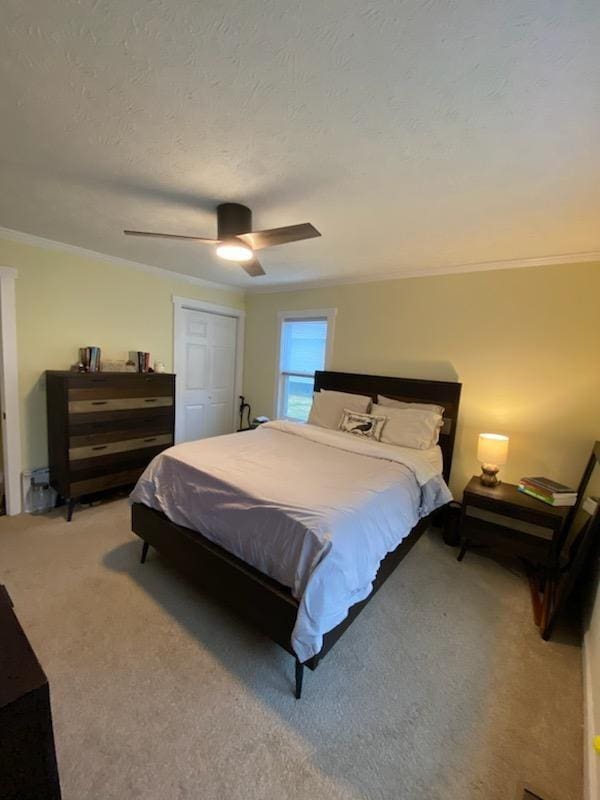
[2,225,598,297]
[0,226,243,294]
[246,249,600,294]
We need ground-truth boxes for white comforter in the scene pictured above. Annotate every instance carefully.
[130,420,452,662]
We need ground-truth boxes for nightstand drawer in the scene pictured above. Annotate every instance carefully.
[460,515,554,565]
[465,506,554,540]
[463,490,566,530]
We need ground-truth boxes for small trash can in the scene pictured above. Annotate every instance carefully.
[22,468,57,514]
[442,501,462,546]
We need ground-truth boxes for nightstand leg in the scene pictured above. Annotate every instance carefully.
[457,539,469,562]
[140,541,150,564]
[66,498,75,522]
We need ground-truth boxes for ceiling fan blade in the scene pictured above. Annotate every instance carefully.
[240,256,266,277]
[238,223,320,251]
[124,230,218,244]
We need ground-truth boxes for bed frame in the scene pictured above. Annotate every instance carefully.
[131,370,462,697]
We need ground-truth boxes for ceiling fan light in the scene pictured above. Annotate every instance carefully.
[216,241,253,262]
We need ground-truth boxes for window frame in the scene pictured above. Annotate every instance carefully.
[274,308,337,421]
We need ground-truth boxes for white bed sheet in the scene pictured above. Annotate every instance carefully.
[130,420,452,661]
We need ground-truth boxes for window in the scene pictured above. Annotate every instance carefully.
[276,309,336,421]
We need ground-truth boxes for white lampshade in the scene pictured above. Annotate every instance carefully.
[477,433,509,466]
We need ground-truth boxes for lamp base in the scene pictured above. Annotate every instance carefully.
[480,464,500,487]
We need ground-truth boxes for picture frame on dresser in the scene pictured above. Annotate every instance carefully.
[45,371,175,521]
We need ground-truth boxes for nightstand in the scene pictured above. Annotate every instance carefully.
[458,476,572,637]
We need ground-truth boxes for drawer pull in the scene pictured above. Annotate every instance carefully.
[91,400,108,406]
[144,398,158,403]
[143,437,157,443]
[92,445,108,451]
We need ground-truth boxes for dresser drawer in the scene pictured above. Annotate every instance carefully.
[68,396,173,414]
[66,374,174,392]
[70,468,148,497]
[68,444,169,478]
[69,433,172,461]
[67,406,173,434]
[68,382,172,401]
[69,419,172,448]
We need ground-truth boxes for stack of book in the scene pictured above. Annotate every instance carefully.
[128,351,152,373]
[518,476,578,507]
[79,346,101,372]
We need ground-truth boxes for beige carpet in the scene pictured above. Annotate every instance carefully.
[0,499,582,800]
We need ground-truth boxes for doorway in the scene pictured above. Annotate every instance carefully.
[172,296,245,444]
[0,268,22,515]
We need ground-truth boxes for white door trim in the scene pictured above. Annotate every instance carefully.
[0,267,22,515]
[172,296,245,442]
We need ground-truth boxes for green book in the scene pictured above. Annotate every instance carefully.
[518,485,576,507]
[518,485,554,505]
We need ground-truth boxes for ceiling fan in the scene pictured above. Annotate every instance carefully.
[124,202,321,277]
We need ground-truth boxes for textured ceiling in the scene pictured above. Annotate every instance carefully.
[1,0,599,288]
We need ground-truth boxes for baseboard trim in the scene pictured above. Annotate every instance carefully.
[583,628,598,800]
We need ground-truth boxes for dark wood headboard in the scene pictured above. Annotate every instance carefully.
[314,370,462,483]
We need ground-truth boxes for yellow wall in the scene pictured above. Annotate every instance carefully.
[0,237,244,471]
[243,261,600,496]
[3,230,599,500]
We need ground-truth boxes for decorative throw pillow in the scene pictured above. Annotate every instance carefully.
[338,409,387,441]
[307,390,371,429]
[371,403,443,449]
[377,394,445,416]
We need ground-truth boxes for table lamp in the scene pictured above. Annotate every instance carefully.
[477,433,509,487]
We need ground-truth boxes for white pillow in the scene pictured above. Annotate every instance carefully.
[338,409,387,441]
[377,394,445,416]
[308,390,371,430]
[371,402,443,450]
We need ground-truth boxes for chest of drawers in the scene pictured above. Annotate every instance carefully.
[46,371,175,520]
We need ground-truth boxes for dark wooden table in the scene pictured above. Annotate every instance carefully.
[458,477,572,637]
[0,585,62,799]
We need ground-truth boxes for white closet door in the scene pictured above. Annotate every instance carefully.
[178,309,237,442]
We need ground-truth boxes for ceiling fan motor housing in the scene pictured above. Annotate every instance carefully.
[217,203,252,240]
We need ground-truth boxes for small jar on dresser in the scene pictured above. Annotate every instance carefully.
[45,371,175,520]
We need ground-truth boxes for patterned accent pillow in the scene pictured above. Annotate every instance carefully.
[338,409,387,441]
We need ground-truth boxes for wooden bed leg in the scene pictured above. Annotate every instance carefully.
[140,541,150,564]
[295,660,304,700]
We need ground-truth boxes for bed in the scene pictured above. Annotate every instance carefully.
[130,370,462,697]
